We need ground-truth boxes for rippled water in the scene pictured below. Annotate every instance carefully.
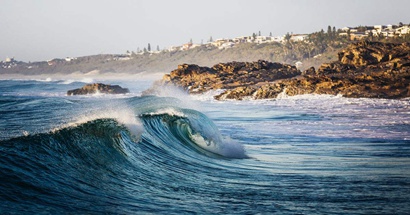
[0,79,409,214]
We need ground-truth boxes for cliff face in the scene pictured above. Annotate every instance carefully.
[149,41,410,100]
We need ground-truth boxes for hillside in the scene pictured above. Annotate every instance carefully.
[2,24,409,77]
[0,43,339,77]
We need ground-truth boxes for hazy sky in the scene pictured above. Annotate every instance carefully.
[1,0,409,62]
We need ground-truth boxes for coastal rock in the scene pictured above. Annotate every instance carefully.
[149,60,301,94]
[67,83,129,95]
[338,41,410,67]
[147,41,410,100]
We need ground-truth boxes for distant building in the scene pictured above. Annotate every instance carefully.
[168,46,181,52]
[350,32,368,40]
[181,43,193,50]
[65,57,76,62]
[395,26,410,36]
[219,42,235,49]
[233,36,250,43]
[211,38,232,47]
[290,34,308,42]
[341,27,358,32]
[5,57,13,62]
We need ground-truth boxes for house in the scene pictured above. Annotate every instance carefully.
[341,27,358,32]
[190,44,202,49]
[47,58,65,66]
[211,39,232,47]
[350,32,368,40]
[168,46,181,52]
[373,25,386,34]
[271,36,284,43]
[65,57,76,62]
[395,25,410,36]
[290,34,308,42]
[233,36,250,43]
[5,57,14,62]
[380,29,395,38]
[255,36,272,44]
[219,42,235,49]
[181,43,193,50]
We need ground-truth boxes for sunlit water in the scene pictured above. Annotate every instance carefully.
[1,79,409,214]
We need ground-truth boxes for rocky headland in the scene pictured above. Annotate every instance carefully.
[67,83,129,96]
[147,41,410,100]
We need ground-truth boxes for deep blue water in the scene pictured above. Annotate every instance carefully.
[1,78,410,214]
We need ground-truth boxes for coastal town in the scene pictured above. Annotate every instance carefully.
[164,23,410,52]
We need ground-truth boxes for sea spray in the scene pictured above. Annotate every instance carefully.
[53,105,143,141]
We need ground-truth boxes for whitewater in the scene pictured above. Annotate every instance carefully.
[0,78,409,214]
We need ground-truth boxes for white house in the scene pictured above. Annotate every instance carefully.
[341,27,358,32]
[219,42,235,49]
[271,36,284,43]
[211,38,232,47]
[395,26,410,36]
[233,36,250,43]
[290,34,308,42]
[168,46,181,52]
[255,36,272,44]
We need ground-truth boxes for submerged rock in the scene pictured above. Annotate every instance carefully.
[67,83,129,95]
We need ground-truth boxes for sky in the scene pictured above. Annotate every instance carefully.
[1,0,409,62]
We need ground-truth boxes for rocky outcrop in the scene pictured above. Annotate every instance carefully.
[67,83,129,95]
[338,41,410,67]
[147,41,410,100]
[151,60,301,94]
[217,41,410,100]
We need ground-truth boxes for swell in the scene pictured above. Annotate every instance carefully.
[0,96,248,213]
[0,118,137,212]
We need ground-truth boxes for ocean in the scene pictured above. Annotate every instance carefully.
[0,78,409,214]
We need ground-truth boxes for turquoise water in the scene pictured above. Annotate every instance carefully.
[1,79,409,214]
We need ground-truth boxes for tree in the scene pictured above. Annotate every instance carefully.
[368,31,374,41]
[258,31,261,36]
[147,43,151,52]
[209,36,213,42]
[332,26,337,38]
[252,32,257,39]
[156,45,160,51]
[284,32,291,42]
[327,25,332,37]
[270,32,272,37]
[189,38,193,44]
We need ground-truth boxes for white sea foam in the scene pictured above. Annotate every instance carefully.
[212,94,410,141]
[145,108,186,117]
[189,130,247,158]
[53,107,143,141]
[190,89,226,101]
[59,78,94,85]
